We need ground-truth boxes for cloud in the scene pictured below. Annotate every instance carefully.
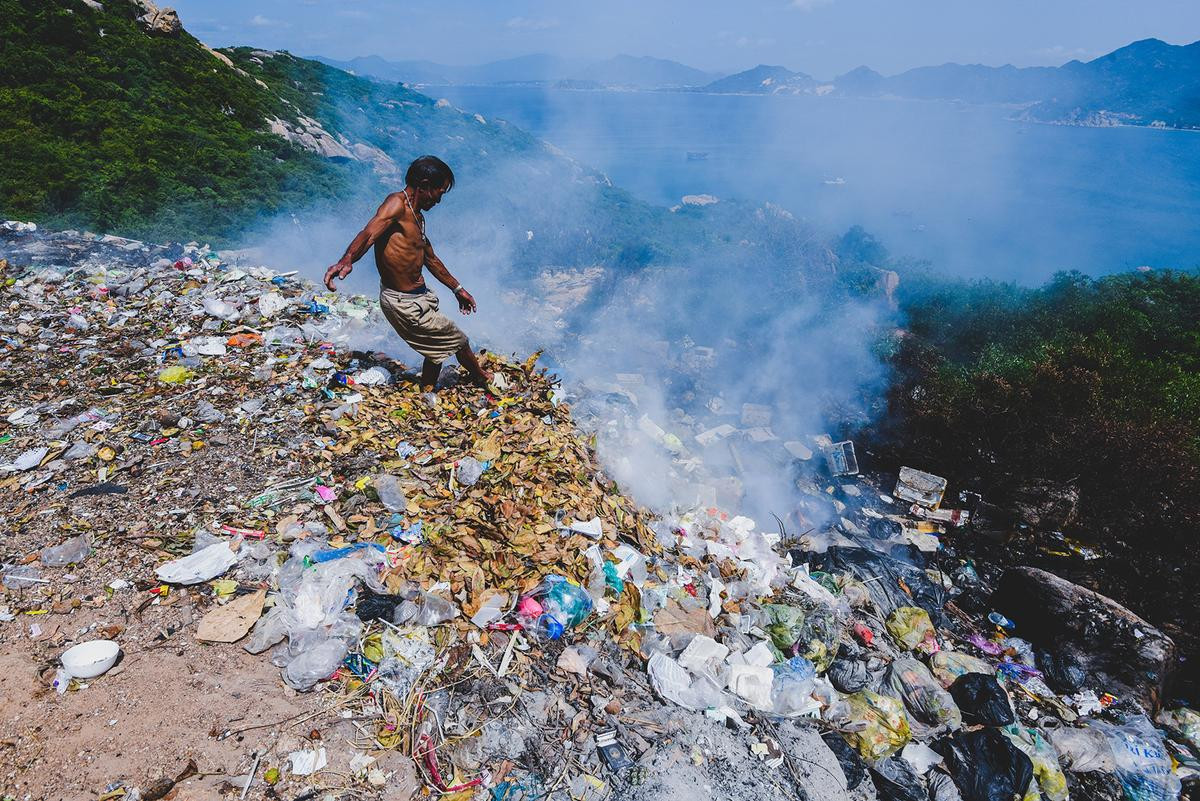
[790,0,832,9]
[505,16,560,32]
[249,14,286,28]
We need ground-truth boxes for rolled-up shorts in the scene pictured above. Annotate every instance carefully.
[379,285,468,364]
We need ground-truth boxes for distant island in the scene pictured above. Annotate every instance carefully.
[319,38,1200,131]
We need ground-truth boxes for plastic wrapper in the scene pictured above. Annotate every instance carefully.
[1000,725,1069,801]
[455,456,485,487]
[949,672,1015,727]
[373,474,407,512]
[935,729,1035,801]
[517,575,592,640]
[834,690,912,761]
[884,657,962,737]
[816,546,947,622]
[394,590,459,626]
[929,651,994,688]
[647,652,734,713]
[40,534,91,566]
[1048,723,1116,772]
[762,600,841,671]
[886,606,939,654]
[928,770,965,801]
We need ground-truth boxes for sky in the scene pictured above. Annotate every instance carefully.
[172,0,1200,77]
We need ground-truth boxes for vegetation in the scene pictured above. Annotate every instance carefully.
[876,267,1200,662]
[0,0,349,243]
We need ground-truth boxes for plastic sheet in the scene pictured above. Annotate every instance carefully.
[870,755,926,801]
[155,540,237,584]
[816,546,947,622]
[884,657,962,737]
[1097,716,1182,801]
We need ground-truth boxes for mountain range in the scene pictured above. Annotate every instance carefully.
[313,53,721,90]
[322,39,1200,130]
[701,38,1200,129]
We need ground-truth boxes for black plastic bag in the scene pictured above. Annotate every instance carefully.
[821,731,867,790]
[934,729,1034,801]
[354,589,403,622]
[1035,648,1087,694]
[814,546,948,624]
[948,673,1014,726]
[870,755,926,801]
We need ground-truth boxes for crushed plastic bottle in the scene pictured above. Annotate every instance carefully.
[517,575,593,641]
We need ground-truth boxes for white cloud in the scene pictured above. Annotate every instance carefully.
[249,14,284,28]
[790,0,832,9]
[506,16,560,32]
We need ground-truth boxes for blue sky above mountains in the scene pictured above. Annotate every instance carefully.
[174,0,1200,77]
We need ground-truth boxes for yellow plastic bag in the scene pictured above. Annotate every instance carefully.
[886,606,939,654]
[1000,724,1069,801]
[157,365,191,384]
[839,690,912,761]
[929,650,994,688]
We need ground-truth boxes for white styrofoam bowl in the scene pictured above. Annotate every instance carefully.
[61,639,121,679]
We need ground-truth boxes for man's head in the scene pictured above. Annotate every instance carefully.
[406,155,454,210]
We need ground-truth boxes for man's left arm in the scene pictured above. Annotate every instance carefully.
[424,241,477,314]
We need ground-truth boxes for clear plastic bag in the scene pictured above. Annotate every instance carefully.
[517,575,593,640]
[929,650,994,688]
[832,690,912,761]
[40,534,91,566]
[394,590,459,626]
[1097,716,1182,801]
[886,606,939,654]
[885,657,962,737]
[373,474,407,512]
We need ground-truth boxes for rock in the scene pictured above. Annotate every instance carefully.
[991,566,1175,712]
[135,0,182,36]
[1009,480,1079,530]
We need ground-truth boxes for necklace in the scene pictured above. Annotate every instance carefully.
[401,189,426,241]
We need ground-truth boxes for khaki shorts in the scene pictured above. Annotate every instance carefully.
[378,286,468,364]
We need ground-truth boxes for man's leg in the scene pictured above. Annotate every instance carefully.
[455,343,493,387]
[420,357,440,389]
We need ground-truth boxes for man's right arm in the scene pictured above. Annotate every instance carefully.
[324,194,405,291]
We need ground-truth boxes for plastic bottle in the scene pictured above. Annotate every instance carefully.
[517,576,593,641]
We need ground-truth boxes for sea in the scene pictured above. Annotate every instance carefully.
[432,86,1200,283]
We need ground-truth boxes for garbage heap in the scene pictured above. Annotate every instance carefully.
[2,222,1198,801]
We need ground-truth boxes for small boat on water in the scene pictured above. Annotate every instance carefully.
[686,151,709,161]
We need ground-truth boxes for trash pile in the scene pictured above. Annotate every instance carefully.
[2,221,1198,801]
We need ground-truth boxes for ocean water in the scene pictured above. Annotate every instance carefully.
[433,86,1200,282]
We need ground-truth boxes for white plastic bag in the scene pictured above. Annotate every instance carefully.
[155,541,237,584]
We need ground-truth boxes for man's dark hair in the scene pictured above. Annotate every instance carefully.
[406,155,454,191]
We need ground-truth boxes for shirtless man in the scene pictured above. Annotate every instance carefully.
[323,155,492,388]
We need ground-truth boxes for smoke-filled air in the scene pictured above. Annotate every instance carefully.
[3,2,1200,800]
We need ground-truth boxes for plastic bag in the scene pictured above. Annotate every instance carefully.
[647,652,734,713]
[928,770,965,801]
[885,657,962,737]
[935,729,1035,801]
[1000,725,1069,801]
[40,534,91,566]
[929,651,994,688]
[822,731,867,790]
[769,656,819,718]
[949,672,1015,727]
[835,690,912,761]
[156,541,237,584]
[373,474,407,512]
[455,456,486,487]
[886,606,939,654]
[282,637,350,691]
[1097,716,1181,801]
[394,590,459,626]
[828,654,871,694]
[1156,707,1200,753]
[870,755,926,801]
[762,601,841,671]
[1035,648,1087,694]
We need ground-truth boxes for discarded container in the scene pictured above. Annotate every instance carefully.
[517,576,592,640]
[823,440,859,476]
[894,467,948,509]
[61,639,120,679]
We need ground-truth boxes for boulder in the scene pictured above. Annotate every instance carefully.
[1009,480,1079,530]
[136,0,182,36]
[991,566,1174,712]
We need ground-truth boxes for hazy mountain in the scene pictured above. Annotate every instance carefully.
[698,39,1200,129]
[312,53,716,88]
[569,54,718,88]
[700,64,818,95]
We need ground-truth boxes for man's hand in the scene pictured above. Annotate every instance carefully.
[456,288,477,314]
[324,261,353,292]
